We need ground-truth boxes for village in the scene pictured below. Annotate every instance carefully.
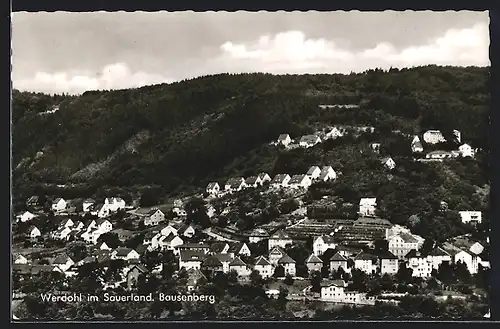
[11,124,489,314]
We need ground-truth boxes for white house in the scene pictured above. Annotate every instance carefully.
[179,250,205,271]
[28,225,41,239]
[229,257,251,277]
[459,211,482,224]
[325,127,344,139]
[51,198,67,212]
[354,252,378,275]
[306,166,322,180]
[330,252,349,273]
[93,219,113,234]
[458,143,475,158]
[257,172,272,185]
[95,241,111,251]
[359,198,377,216]
[82,199,95,212]
[406,250,433,278]
[59,218,75,228]
[254,256,273,278]
[245,176,262,188]
[299,135,321,148]
[158,234,184,252]
[214,254,233,273]
[321,280,374,305]
[422,130,446,144]
[278,255,296,277]
[249,228,270,243]
[370,143,381,154]
[52,255,75,271]
[224,177,246,192]
[411,136,424,153]
[318,166,337,182]
[14,254,28,264]
[442,243,480,274]
[104,197,126,212]
[313,235,337,256]
[16,211,36,223]
[268,246,287,265]
[277,134,292,147]
[172,207,187,217]
[51,226,72,240]
[388,233,420,260]
[111,247,140,261]
[380,157,396,170]
[271,174,291,188]
[288,174,312,189]
[268,230,293,250]
[206,182,221,195]
[90,204,110,218]
[144,209,166,226]
[228,242,251,257]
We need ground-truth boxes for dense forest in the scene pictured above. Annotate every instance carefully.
[12,66,489,210]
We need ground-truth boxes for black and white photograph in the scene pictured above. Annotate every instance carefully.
[11,10,491,321]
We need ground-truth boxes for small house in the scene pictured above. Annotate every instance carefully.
[179,250,206,271]
[299,135,321,148]
[224,177,246,192]
[270,174,291,188]
[111,247,140,261]
[307,166,322,179]
[288,174,312,189]
[254,256,273,278]
[277,134,292,147]
[359,198,377,216]
[318,166,337,182]
[277,255,296,277]
[82,199,96,212]
[313,235,337,256]
[330,252,349,273]
[380,157,396,170]
[257,172,272,185]
[229,256,251,277]
[305,253,323,273]
[459,211,482,224]
[245,176,261,188]
[206,182,221,195]
[458,143,475,158]
[268,230,293,250]
[127,264,148,290]
[144,208,166,226]
[51,198,67,212]
[27,225,41,239]
[16,211,36,223]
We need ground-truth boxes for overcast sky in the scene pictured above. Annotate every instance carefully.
[12,11,490,95]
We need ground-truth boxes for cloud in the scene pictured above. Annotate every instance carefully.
[13,62,174,95]
[218,22,490,74]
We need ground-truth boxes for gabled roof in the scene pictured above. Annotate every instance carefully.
[359,198,377,205]
[53,254,73,264]
[206,182,219,189]
[53,198,64,204]
[278,134,290,141]
[229,256,247,266]
[278,255,296,264]
[228,242,247,254]
[398,233,419,243]
[210,242,229,253]
[305,254,323,264]
[300,135,320,143]
[128,264,148,273]
[429,246,451,257]
[321,279,347,288]
[179,250,206,262]
[258,172,270,180]
[307,166,321,175]
[114,247,134,257]
[269,246,286,256]
[289,174,308,184]
[255,256,271,266]
[147,208,163,216]
[330,252,347,262]
[271,174,290,184]
[354,251,378,261]
[270,230,290,240]
[245,176,259,185]
[162,233,180,243]
[214,253,233,263]
[377,250,398,260]
[225,177,245,188]
[202,255,223,267]
[27,196,39,203]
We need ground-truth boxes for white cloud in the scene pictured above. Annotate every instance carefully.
[218,23,490,74]
[13,62,174,95]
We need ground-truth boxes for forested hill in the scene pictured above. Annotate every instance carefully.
[12,66,489,200]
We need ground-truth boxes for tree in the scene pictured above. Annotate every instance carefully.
[273,265,285,278]
[284,274,294,285]
[67,242,88,261]
[250,270,263,286]
[139,188,161,207]
[310,270,322,293]
[396,262,413,283]
[97,232,121,249]
[374,239,389,252]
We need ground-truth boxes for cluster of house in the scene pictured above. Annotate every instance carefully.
[411,130,476,160]
[205,165,338,197]
[50,218,113,244]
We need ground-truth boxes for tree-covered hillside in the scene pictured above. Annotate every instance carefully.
[12,66,489,205]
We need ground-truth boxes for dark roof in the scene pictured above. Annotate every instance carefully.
[53,198,64,203]
[307,166,321,175]
[429,246,451,257]
[270,230,291,240]
[330,252,347,261]
[278,134,290,140]
[255,256,271,266]
[320,279,347,288]
[114,247,134,257]
[53,254,73,264]
[245,176,259,185]
[202,255,223,267]
[229,256,247,266]
[398,233,419,243]
[206,182,219,189]
[180,250,206,262]
[177,243,210,249]
[305,254,323,264]
[278,255,296,264]
[354,251,378,261]
[300,135,320,143]
[228,242,247,253]
[377,250,398,260]
[210,242,229,253]
[147,208,163,216]
[269,246,286,256]
[214,253,233,263]
[226,177,245,188]
[289,174,307,184]
[13,264,56,275]
[271,174,290,184]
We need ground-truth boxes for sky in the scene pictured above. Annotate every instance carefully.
[12,11,490,95]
